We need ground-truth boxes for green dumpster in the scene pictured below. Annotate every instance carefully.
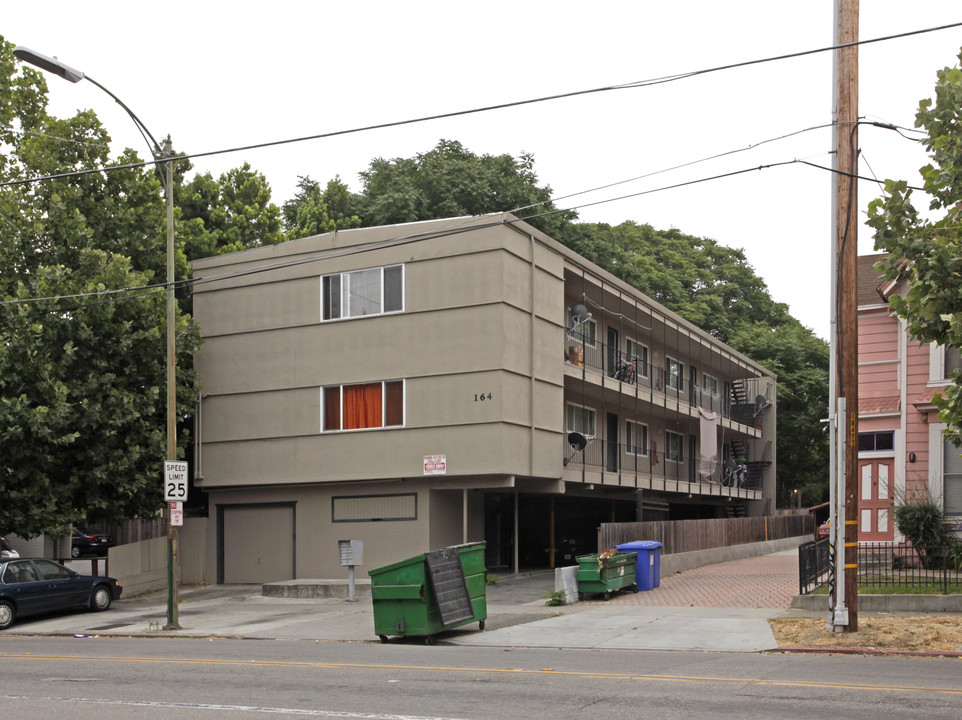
[368,541,487,643]
[576,550,638,600]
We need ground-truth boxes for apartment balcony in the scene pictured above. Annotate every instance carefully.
[561,437,764,501]
[563,338,769,439]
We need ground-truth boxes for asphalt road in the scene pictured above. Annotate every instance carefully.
[2,636,960,719]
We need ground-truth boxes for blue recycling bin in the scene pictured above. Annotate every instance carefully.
[616,541,663,591]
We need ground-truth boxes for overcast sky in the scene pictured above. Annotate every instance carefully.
[5,2,962,339]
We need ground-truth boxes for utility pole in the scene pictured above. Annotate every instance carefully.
[832,0,859,632]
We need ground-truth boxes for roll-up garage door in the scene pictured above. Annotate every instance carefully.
[222,504,295,583]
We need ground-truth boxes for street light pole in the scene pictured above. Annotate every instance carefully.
[14,46,181,629]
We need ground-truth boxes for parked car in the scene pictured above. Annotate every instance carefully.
[71,529,116,558]
[0,558,123,630]
[0,537,18,560]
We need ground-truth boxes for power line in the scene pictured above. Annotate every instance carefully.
[3,21,959,190]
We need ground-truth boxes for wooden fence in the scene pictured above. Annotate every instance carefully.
[598,515,813,556]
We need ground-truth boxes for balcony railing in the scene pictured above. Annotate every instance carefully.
[565,339,746,420]
[562,438,764,492]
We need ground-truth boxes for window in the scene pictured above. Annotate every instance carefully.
[858,431,894,453]
[666,357,684,391]
[627,339,649,378]
[35,559,72,580]
[666,431,683,463]
[568,313,597,347]
[626,420,648,456]
[333,493,417,522]
[322,265,403,320]
[566,403,596,437]
[322,381,404,431]
[947,346,962,378]
[702,373,719,399]
[945,439,962,516]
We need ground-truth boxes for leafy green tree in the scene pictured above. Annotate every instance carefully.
[567,221,788,344]
[868,51,962,440]
[0,38,199,537]
[281,175,362,239]
[178,162,284,259]
[731,321,830,507]
[352,139,577,241]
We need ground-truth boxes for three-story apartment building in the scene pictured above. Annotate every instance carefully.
[191,215,776,583]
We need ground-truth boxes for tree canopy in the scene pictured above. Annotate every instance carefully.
[868,51,962,441]
[0,39,199,536]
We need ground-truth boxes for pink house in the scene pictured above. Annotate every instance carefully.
[857,254,962,542]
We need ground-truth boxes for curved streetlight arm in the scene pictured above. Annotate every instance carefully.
[13,45,164,161]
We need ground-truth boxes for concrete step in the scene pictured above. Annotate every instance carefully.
[262,579,372,599]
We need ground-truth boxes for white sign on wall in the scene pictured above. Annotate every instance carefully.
[423,455,447,475]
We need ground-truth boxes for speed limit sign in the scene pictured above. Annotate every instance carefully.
[164,461,189,502]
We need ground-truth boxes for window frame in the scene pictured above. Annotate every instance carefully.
[665,430,683,463]
[944,437,962,517]
[566,402,596,437]
[858,431,895,453]
[626,339,649,379]
[666,357,684,392]
[321,264,404,321]
[321,380,405,432]
[626,420,649,456]
[567,313,597,348]
[702,373,719,398]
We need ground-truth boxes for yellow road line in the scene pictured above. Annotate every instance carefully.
[2,653,961,696]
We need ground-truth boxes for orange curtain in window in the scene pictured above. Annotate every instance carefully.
[343,383,382,429]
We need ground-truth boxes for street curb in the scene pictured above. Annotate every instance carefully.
[774,646,962,658]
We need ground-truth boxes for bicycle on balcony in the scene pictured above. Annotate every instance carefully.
[613,356,636,384]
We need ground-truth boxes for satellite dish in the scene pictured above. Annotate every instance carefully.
[563,432,592,466]
[567,304,592,334]
[753,395,771,416]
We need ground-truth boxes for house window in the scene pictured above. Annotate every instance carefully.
[666,431,683,463]
[322,381,404,431]
[627,339,649,378]
[566,403,596,437]
[626,420,648,456]
[322,265,403,320]
[666,357,684,392]
[945,439,962,516]
[947,346,962,378]
[858,431,894,453]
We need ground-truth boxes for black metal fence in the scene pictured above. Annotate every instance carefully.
[798,540,962,595]
[859,542,962,594]
[798,538,830,594]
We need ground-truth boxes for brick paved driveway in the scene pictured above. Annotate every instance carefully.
[596,552,799,609]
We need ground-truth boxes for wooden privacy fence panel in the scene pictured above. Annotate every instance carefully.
[598,515,812,555]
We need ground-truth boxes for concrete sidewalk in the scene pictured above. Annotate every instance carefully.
[4,550,813,653]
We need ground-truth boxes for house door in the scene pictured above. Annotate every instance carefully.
[858,459,895,541]
[606,412,619,473]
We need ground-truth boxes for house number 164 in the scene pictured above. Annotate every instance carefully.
[474,393,493,401]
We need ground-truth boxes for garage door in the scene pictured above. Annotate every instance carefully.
[222,504,295,583]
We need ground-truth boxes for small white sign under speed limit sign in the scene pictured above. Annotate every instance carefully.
[164,461,189,502]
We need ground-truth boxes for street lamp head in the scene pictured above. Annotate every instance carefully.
[13,46,85,83]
